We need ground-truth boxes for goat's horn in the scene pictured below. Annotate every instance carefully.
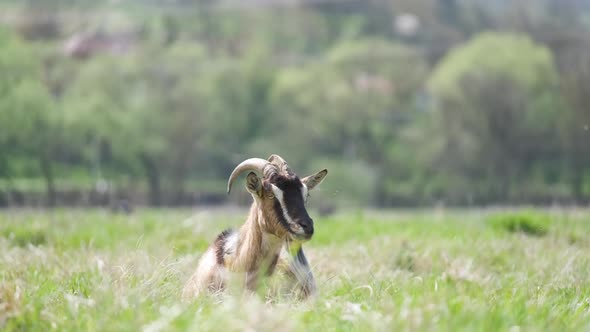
[227,158,275,194]
[268,154,287,165]
[268,154,292,174]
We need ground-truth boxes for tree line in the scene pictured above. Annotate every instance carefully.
[0,0,589,207]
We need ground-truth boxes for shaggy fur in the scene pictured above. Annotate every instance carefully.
[182,155,327,300]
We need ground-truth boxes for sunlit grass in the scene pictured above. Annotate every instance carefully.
[1,207,590,331]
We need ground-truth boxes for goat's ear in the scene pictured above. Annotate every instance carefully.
[246,172,262,196]
[301,169,328,190]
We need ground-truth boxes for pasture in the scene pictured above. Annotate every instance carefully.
[1,207,590,331]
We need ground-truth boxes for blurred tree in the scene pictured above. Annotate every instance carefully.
[270,39,428,204]
[61,42,274,203]
[391,0,466,63]
[428,33,563,202]
[554,41,590,201]
[2,0,590,206]
[62,44,210,205]
[485,0,590,201]
[520,13,590,201]
[61,55,146,191]
[194,58,276,178]
[0,29,61,205]
[305,0,395,38]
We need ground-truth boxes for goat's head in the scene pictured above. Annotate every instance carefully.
[227,154,328,241]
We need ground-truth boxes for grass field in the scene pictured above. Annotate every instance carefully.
[1,207,590,331]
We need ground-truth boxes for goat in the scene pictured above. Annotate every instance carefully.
[182,154,328,300]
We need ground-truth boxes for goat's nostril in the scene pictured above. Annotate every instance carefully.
[300,222,314,234]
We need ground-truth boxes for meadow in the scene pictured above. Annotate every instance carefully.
[1,207,590,331]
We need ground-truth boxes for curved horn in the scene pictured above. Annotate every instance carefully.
[227,158,275,194]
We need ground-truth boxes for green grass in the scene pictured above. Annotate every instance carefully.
[1,207,590,331]
[487,210,551,236]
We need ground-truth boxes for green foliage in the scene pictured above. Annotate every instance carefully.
[269,39,428,204]
[487,211,551,236]
[0,27,61,204]
[430,33,557,98]
[1,2,590,206]
[1,225,47,247]
[307,158,377,206]
[426,33,565,202]
[0,28,55,149]
[271,39,427,159]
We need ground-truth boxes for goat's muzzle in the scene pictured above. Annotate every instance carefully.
[293,218,314,241]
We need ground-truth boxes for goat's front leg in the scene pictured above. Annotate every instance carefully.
[245,270,259,293]
[282,242,317,299]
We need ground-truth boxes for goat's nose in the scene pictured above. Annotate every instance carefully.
[300,221,314,235]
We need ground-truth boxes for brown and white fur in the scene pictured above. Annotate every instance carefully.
[182,154,328,300]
